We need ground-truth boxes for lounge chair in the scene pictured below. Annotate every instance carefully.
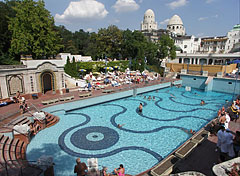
[41,100,51,105]
[48,98,59,104]
[174,141,198,159]
[151,155,179,176]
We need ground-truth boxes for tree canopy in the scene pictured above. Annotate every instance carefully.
[0,0,176,71]
[8,0,62,59]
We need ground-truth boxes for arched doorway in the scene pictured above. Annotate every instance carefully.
[41,71,55,93]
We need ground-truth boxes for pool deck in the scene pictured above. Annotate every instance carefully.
[0,77,175,128]
[1,77,240,176]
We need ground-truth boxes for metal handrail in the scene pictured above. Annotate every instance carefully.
[0,159,55,176]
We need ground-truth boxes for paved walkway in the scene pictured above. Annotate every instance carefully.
[0,77,173,130]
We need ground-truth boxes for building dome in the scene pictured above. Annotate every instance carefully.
[143,9,155,23]
[168,15,183,25]
[232,24,240,31]
[144,9,155,17]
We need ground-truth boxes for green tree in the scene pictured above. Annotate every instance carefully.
[157,34,176,60]
[85,32,100,60]
[0,0,19,64]
[8,0,63,60]
[64,56,71,75]
[73,29,90,55]
[97,25,122,59]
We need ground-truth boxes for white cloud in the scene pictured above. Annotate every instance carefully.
[167,0,188,10]
[206,0,215,3]
[55,0,108,23]
[198,17,208,21]
[160,19,170,25]
[113,19,120,23]
[86,28,93,32]
[196,33,204,37]
[113,0,140,13]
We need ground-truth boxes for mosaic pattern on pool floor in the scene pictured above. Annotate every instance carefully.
[26,87,232,175]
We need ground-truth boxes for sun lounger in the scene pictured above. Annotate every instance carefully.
[48,98,59,104]
[151,155,179,176]
[191,129,209,144]
[41,100,51,105]
[175,141,198,159]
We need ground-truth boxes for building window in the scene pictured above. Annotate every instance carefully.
[184,45,187,48]
[30,76,34,92]
[62,73,64,88]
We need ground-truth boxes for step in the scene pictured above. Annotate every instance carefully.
[15,140,24,160]
[9,140,20,168]
[10,116,26,126]
[4,137,13,162]
[0,136,9,163]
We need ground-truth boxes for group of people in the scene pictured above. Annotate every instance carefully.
[217,126,239,162]
[212,98,240,163]
[74,158,125,176]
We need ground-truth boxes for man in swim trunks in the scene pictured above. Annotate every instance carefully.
[139,103,143,113]
[74,158,87,176]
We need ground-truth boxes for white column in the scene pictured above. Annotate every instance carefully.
[0,76,9,99]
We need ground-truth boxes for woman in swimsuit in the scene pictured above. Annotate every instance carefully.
[114,164,125,176]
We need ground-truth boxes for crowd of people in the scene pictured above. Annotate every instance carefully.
[82,70,161,92]
[212,98,240,164]
[74,157,125,176]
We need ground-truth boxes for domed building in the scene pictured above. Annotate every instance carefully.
[141,9,157,31]
[140,9,168,42]
[167,15,186,36]
[225,24,240,53]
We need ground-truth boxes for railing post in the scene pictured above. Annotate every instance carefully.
[5,162,9,176]
[20,166,23,176]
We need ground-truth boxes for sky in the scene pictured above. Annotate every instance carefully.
[12,0,240,37]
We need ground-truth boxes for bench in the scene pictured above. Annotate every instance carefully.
[79,92,92,98]
[151,155,179,176]
[175,141,198,159]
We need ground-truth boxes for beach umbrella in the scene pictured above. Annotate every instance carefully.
[113,66,119,69]
[104,67,113,70]
[79,69,86,72]
[228,60,240,64]
[93,72,100,75]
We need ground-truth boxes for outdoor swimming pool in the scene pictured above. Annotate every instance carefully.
[26,86,232,175]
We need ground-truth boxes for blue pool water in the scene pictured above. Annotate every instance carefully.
[26,87,232,175]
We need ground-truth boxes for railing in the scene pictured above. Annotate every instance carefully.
[0,159,54,176]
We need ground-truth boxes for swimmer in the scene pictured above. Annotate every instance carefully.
[144,96,146,99]
[148,96,151,101]
[117,124,125,128]
[200,100,205,105]
[139,103,143,113]
[181,128,196,135]
[152,96,155,101]
[170,94,176,98]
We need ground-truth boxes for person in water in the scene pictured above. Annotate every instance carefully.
[114,164,125,176]
[200,100,205,105]
[139,103,143,113]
